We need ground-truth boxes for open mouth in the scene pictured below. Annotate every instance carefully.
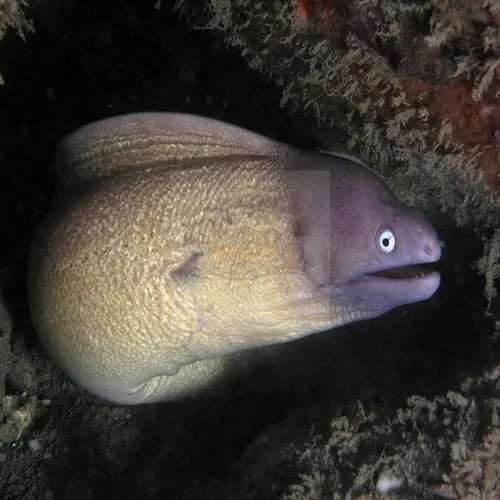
[370,263,436,280]
[333,260,441,314]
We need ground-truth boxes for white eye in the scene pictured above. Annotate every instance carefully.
[378,229,395,253]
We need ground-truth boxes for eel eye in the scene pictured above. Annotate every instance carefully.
[378,229,395,253]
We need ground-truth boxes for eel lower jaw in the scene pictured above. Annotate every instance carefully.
[370,263,437,280]
[364,263,441,300]
[367,264,440,299]
[337,264,441,319]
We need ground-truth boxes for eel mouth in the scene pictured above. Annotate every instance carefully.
[328,260,441,317]
[369,263,436,280]
[342,262,441,311]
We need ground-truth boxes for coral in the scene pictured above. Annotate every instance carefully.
[0,295,11,402]
[475,228,500,304]
[432,428,500,499]
[0,0,32,41]
[230,369,499,498]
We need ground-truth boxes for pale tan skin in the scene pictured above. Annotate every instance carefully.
[29,114,342,403]
[28,113,442,404]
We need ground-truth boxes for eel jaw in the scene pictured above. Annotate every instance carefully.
[363,263,441,301]
[371,263,437,280]
[336,262,441,321]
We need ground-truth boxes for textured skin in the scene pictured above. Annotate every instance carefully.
[28,113,442,404]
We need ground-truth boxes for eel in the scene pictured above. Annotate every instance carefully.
[28,113,442,404]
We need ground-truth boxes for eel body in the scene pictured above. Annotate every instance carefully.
[28,113,442,404]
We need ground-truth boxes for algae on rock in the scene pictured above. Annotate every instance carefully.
[176,0,499,231]
[0,0,32,41]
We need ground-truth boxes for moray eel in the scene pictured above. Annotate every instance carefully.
[28,113,442,404]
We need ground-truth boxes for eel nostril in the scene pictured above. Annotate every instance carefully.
[423,238,443,260]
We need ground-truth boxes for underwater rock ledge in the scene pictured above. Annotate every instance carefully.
[177,0,500,232]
